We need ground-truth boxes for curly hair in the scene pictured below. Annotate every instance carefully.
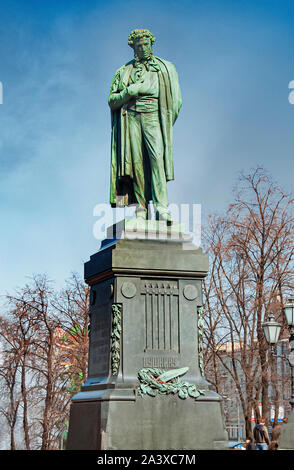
[128,29,156,48]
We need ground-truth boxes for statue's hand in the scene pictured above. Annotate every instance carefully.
[135,74,152,95]
[127,82,143,98]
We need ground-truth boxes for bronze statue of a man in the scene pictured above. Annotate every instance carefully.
[108,29,182,224]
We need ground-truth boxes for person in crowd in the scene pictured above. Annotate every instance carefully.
[271,416,288,447]
[253,418,270,450]
[268,440,279,451]
[245,435,256,450]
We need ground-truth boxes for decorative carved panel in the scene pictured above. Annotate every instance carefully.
[141,280,179,352]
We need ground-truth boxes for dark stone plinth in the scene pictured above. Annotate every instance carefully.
[66,221,228,450]
[67,393,227,450]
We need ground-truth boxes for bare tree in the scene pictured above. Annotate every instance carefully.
[203,167,294,434]
[0,272,89,449]
[0,325,21,450]
[53,272,90,387]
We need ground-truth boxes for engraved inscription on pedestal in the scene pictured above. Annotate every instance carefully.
[87,280,113,378]
[142,356,178,368]
[90,320,110,374]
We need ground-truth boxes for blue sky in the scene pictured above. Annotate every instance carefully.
[1,0,294,296]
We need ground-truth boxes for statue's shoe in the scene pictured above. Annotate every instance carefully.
[156,212,173,226]
[136,212,147,221]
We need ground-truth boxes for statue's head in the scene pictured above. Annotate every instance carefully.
[128,29,155,60]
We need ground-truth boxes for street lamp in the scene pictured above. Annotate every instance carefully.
[262,312,282,354]
[262,308,294,413]
[263,302,294,449]
[284,298,294,332]
[283,300,294,415]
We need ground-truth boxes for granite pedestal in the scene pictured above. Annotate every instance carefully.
[66,220,228,450]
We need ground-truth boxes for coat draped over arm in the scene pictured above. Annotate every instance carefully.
[108,57,182,207]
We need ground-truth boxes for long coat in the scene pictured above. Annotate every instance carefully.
[108,56,182,207]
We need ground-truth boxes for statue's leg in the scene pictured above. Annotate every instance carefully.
[128,111,147,218]
[141,111,172,224]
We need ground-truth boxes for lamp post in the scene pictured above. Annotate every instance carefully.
[262,301,294,449]
[262,312,282,355]
[283,299,294,413]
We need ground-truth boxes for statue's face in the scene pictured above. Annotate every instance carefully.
[133,37,153,60]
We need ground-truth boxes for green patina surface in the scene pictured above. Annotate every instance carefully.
[111,304,122,375]
[108,29,182,223]
[137,367,205,400]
